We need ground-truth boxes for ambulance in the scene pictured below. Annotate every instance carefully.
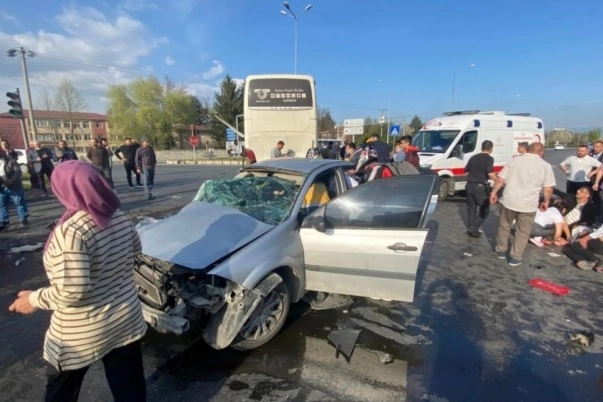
[412,110,544,200]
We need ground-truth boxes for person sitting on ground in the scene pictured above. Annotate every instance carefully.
[529,199,570,247]
[561,229,603,272]
[563,186,597,240]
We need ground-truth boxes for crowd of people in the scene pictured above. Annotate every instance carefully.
[466,139,603,271]
[0,136,158,231]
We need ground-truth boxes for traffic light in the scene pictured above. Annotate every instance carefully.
[6,89,22,118]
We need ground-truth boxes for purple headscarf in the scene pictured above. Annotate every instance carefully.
[45,161,120,250]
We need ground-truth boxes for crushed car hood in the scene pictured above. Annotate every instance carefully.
[137,202,274,269]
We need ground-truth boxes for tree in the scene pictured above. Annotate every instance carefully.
[54,78,88,143]
[212,75,243,145]
[106,76,197,149]
[587,128,602,143]
[37,88,58,137]
[409,115,424,136]
[317,107,336,132]
[190,95,212,127]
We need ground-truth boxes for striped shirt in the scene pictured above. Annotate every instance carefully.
[29,210,147,371]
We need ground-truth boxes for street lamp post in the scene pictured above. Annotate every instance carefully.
[280,2,313,74]
[7,47,37,142]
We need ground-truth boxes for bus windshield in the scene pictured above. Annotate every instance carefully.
[412,130,460,153]
[244,74,317,161]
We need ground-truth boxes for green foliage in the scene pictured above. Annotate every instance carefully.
[106,76,197,149]
[409,115,423,136]
[318,107,336,132]
[212,75,243,146]
[587,128,602,143]
[190,96,212,126]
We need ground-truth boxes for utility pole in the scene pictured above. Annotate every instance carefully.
[7,47,37,141]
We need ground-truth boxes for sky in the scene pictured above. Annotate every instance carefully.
[0,0,602,130]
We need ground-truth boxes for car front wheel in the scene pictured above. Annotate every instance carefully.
[230,280,290,351]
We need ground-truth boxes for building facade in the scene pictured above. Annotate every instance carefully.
[0,110,109,151]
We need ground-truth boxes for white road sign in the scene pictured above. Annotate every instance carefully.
[344,118,364,127]
[344,126,364,135]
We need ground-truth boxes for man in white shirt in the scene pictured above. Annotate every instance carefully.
[560,145,601,195]
[589,140,603,217]
[490,143,556,266]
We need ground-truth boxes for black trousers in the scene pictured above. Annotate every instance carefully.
[44,340,146,402]
[566,180,590,195]
[124,162,141,186]
[465,182,490,232]
[562,239,603,264]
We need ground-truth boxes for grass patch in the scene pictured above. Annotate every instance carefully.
[21,172,31,190]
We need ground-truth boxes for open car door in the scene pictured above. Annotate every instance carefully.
[300,174,438,302]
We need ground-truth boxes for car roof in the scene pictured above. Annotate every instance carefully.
[246,158,353,175]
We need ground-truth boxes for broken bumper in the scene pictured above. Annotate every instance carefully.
[140,302,190,335]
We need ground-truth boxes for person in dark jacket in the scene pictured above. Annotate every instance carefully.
[86,138,112,188]
[55,140,78,163]
[0,148,28,229]
[135,137,157,200]
[369,134,390,163]
[115,137,142,189]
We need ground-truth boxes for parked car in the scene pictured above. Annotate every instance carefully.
[13,149,29,173]
[134,158,438,351]
[554,144,566,150]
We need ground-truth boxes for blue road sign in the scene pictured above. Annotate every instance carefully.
[226,128,236,141]
[389,124,401,136]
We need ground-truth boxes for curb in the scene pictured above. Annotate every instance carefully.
[162,160,245,166]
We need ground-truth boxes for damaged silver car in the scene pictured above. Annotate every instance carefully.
[134,158,438,351]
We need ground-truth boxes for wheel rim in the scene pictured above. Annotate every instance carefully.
[238,290,284,341]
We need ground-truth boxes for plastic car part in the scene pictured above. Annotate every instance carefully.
[203,273,284,350]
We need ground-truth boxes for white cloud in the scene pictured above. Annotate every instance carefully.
[202,60,224,80]
[0,6,168,113]
[1,12,19,25]
[171,0,202,15]
[165,55,175,66]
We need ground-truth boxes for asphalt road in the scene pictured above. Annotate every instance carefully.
[2,150,603,402]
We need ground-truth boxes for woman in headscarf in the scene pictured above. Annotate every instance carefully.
[8,160,147,402]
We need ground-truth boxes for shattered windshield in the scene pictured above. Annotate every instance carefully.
[412,130,460,153]
[192,175,301,225]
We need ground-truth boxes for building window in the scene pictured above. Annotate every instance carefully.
[84,135,91,141]
[35,120,50,127]
[96,122,103,128]
[75,135,82,141]
[80,122,90,129]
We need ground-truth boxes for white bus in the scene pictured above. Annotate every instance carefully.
[243,74,318,161]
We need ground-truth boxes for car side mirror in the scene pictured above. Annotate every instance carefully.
[312,216,327,233]
[455,144,464,159]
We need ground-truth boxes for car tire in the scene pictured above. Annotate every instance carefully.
[438,177,450,201]
[230,279,290,351]
[19,164,28,174]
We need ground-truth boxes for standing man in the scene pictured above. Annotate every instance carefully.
[0,148,28,230]
[100,138,114,189]
[136,137,157,201]
[490,143,556,266]
[464,140,497,238]
[589,140,603,218]
[559,144,601,195]
[55,140,78,163]
[27,140,54,197]
[399,135,420,167]
[270,141,285,158]
[86,138,112,188]
[115,137,142,189]
[369,134,390,163]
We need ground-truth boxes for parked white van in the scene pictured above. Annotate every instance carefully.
[412,110,544,200]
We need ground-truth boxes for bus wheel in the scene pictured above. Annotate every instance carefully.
[438,178,451,201]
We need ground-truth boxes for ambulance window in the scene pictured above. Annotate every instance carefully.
[461,131,478,153]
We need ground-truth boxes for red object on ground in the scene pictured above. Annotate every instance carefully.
[528,278,570,296]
